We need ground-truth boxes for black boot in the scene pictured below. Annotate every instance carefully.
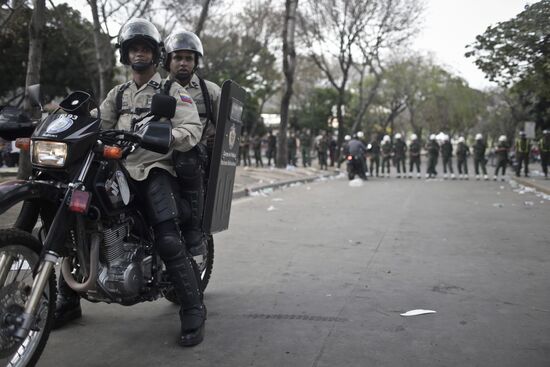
[53,275,82,329]
[165,251,206,347]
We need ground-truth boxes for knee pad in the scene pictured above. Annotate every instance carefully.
[154,223,186,263]
[144,171,180,226]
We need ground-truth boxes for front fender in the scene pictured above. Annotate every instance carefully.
[0,179,62,215]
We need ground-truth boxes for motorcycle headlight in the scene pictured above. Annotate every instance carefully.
[32,141,68,167]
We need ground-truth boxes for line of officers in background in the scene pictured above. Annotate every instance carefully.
[344,129,550,181]
[236,128,550,181]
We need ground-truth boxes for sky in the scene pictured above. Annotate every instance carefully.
[60,0,529,90]
[413,0,530,90]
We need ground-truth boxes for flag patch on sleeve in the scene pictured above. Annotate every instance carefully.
[179,93,194,104]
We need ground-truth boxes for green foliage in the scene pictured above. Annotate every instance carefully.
[293,87,340,133]
[199,30,278,133]
[0,4,112,104]
[465,0,550,128]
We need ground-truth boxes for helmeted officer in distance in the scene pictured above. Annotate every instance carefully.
[456,136,470,180]
[380,135,392,178]
[473,133,488,180]
[514,130,531,177]
[408,133,421,178]
[493,135,509,181]
[392,133,407,178]
[54,18,207,347]
[425,134,439,178]
[440,134,455,179]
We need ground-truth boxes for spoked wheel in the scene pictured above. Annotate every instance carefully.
[165,235,214,304]
[0,229,55,367]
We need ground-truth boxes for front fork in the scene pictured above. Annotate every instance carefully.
[12,252,58,340]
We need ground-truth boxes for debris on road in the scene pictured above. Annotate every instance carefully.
[400,309,437,317]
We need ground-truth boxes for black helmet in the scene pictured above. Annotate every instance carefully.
[163,30,204,70]
[116,18,164,67]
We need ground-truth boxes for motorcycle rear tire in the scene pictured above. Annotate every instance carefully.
[165,235,214,304]
[0,228,56,367]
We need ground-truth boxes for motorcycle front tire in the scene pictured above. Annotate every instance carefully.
[0,228,56,367]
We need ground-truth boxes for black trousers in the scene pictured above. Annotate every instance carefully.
[395,157,406,174]
[516,153,529,176]
[541,152,549,176]
[381,156,391,173]
[457,158,468,174]
[442,157,453,174]
[370,156,380,176]
[409,156,420,173]
[494,158,507,176]
[474,158,487,175]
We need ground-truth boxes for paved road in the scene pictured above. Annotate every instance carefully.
[10,176,550,366]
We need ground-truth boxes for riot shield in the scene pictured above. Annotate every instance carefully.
[202,80,246,234]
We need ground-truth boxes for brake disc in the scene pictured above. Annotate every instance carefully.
[0,282,27,358]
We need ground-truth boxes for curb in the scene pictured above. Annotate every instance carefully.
[514,177,550,195]
[233,171,340,199]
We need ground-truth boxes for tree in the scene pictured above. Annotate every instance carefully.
[465,0,550,129]
[277,0,298,167]
[300,0,422,147]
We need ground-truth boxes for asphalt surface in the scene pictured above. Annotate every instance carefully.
[22,173,549,367]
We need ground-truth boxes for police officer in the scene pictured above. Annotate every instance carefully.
[473,133,488,180]
[252,134,263,167]
[367,135,380,177]
[266,129,277,166]
[54,19,206,346]
[163,30,220,155]
[426,134,439,178]
[287,130,298,166]
[493,135,509,181]
[316,131,329,170]
[299,128,312,167]
[408,133,421,178]
[343,134,368,180]
[540,129,550,179]
[393,133,407,178]
[515,130,531,177]
[456,136,470,179]
[164,30,220,262]
[441,134,455,179]
[380,135,392,178]
[240,132,251,166]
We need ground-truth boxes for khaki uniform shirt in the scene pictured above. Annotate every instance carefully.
[100,72,202,181]
[174,74,221,145]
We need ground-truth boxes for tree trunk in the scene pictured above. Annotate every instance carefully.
[277,0,298,168]
[19,0,45,179]
[88,0,108,102]
[195,0,212,37]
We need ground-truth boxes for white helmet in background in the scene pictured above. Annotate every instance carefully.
[475,133,483,140]
[498,135,507,142]
[443,134,450,141]
[410,133,418,141]
[344,135,351,141]
[458,136,465,143]
[383,135,390,142]
[395,133,402,140]
[357,131,364,138]
[429,134,436,140]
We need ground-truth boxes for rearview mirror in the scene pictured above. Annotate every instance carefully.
[150,94,176,119]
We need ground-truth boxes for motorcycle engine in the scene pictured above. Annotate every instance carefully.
[95,218,153,302]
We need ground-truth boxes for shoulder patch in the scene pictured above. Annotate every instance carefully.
[179,93,194,104]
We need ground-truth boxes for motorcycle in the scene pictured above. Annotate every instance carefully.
[0,80,244,366]
[346,154,367,180]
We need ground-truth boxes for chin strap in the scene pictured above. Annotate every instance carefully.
[131,61,154,71]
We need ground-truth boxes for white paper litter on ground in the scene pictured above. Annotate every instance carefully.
[267,205,276,211]
[349,178,364,187]
[400,309,437,317]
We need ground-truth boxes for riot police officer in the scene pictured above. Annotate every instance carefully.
[368,136,380,177]
[441,134,455,179]
[515,130,531,177]
[408,134,421,178]
[473,133,488,180]
[426,134,439,178]
[380,135,392,178]
[393,133,407,178]
[54,19,206,347]
[493,135,509,181]
[456,136,470,179]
